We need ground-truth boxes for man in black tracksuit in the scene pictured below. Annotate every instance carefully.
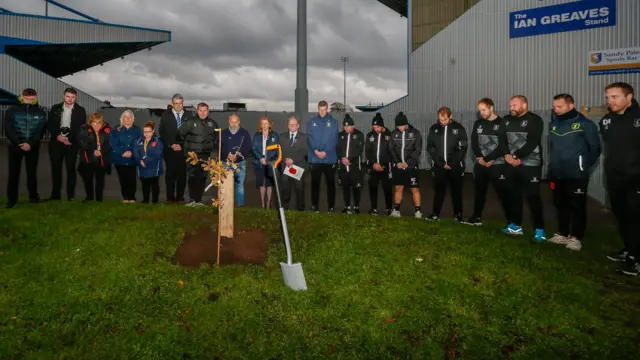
[4,88,48,209]
[465,98,511,226]
[547,94,601,251]
[337,114,365,214]
[176,102,219,205]
[159,94,193,204]
[502,95,546,242]
[599,82,640,276]
[365,113,393,215]
[47,87,86,201]
[389,112,423,219]
[425,107,468,222]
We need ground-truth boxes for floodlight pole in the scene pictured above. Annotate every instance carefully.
[341,56,349,112]
[295,0,308,122]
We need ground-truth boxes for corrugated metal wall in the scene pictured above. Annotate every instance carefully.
[0,14,170,43]
[380,95,409,114]
[406,0,639,205]
[0,54,106,113]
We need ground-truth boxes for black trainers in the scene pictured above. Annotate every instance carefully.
[353,207,360,214]
[311,205,319,213]
[607,250,629,262]
[328,207,335,213]
[385,209,393,216]
[342,207,352,214]
[463,216,482,226]
[369,209,379,216]
[453,214,464,223]
[619,260,640,276]
[425,213,439,221]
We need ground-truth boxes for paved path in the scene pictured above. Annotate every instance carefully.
[1,143,614,229]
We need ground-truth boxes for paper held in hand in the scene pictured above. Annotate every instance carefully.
[284,164,304,181]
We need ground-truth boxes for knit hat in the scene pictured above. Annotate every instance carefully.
[343,114,355,126]
[372,112,384,127]
[395,112,409,127]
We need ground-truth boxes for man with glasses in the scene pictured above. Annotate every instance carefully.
[159,94,192,204]
[279,115,307,211]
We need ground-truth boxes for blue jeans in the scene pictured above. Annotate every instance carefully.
[230,161,246,206]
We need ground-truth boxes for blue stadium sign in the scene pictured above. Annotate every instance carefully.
[509,0,616,39]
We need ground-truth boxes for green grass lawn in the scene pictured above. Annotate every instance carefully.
[1,200,639,359]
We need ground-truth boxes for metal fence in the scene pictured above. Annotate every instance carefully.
[0,105,607,205]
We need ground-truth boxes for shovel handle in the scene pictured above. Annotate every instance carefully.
[266,144,282,168]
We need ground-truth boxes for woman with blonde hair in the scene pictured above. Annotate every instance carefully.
[251,116,279,208]
[111,109,142,203]
[77,112,112,202]
[134,120,164,203]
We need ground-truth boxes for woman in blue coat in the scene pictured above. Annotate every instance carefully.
[133,120,164,204]
[252,116,279,209]
[111,110,143,203]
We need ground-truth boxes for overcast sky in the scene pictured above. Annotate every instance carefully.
[5,0,407,111]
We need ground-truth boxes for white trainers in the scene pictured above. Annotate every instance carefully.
[414,211,423,219]
[548,233,570,245]
[390,210,401,218]
[566,238,582,251]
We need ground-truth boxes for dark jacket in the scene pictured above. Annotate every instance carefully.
[548,109,601,180]
[279,131,308,169]
[133,136,164,178]
[221,127,252,163]
[4,103,47,148]
[470,116,507,165]
[252,131,280,168]
[176,116,219,158]
[599,99,640,179]
[77,123,112,171]
[389,125,422,169]
[47,102,86,146]
[306,112,339,164]
[365,128,393,167]
[110,125,143,166]
[427,120,468,171]
[503,112,544,167]
[337,129,365,172]
[158,109,195,149]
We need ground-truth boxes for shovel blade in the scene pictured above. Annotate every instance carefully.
[280,262,307,291]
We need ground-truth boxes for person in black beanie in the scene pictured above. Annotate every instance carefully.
[365,112,393,215]
[388,112,423,218]
[337,114,365,214]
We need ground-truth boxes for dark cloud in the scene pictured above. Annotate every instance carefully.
[5,0,407,110]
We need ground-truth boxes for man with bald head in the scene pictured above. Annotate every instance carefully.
[502,95,546,242]
[221,113,251,207]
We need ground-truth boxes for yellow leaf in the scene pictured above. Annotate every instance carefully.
[178,280,184,287]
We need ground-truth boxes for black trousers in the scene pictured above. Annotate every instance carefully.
[472,164,511,221]
[551,177,589,240]
[368,167,393,211]
[49,142,78,199]
[115,165,138,201]
[140,177,160,203]
[164,149,187,202]
[281,166,306,211]
[79,163,106,201]
[188,163,207,203]
[504,165,544,229]
[606,175,640,259]
[432,167,464,216]
[6,145,40,204]
[339,168,363,207]
[310,163,336,209]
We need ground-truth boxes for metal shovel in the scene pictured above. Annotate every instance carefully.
[266,144,308,291]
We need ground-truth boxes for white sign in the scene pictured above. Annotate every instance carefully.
[589,47,640,75]
[284,164,304,181]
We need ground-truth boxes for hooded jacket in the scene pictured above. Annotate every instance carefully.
[503,111,544,167]
[133,136,164,178]
[337,128,365,172]
[306,112,339,164]
[548,109,601,180]
[4,103,47,148]
[77,123,112,171]
[365,128,393,167]
[427,120,468,171]
[599,99,640,179]
[389,125,422,169]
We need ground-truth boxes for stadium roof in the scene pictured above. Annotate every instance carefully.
[378,0,407,17]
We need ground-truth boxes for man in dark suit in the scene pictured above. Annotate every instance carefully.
[47,87,87,201]
[158,94,193,204]
[279,115,307,211]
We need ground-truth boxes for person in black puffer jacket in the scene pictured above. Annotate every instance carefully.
[176,102,219,205]
[425,107,468,222]
[337,114,365,214]
[388,112,423,219]
[4,88,48,209]
[77,112,112,203]
[365,112,393,215]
